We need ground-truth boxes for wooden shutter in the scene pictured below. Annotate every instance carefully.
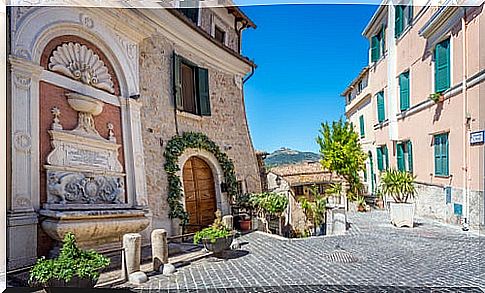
[399,71,410,111]
[371,36,379,62]
[197,67,211,116]
[395,5,403,37]
[359,115,365,138]
[442,134,449,175]
[380,24,386,55]
[407,140,413,173]
[377,91,385,122]
[434,39,450,93]
[173,53,183,110]
[434,135,442,175]
[397,143,405,171]
[377,147,384,171]
[383,145,389,170]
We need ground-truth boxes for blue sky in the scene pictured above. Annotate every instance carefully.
[240,4,377,153]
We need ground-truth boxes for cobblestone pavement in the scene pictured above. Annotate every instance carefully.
[123,211,484,292]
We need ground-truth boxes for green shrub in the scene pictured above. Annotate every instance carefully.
[380,169,416,203]
[29,233,110,285]
[193,226,231,244]
[249,192,288,216]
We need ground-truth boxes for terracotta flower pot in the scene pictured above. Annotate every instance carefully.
[239,219,251,231]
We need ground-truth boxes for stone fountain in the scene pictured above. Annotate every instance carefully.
[40,93,149,252]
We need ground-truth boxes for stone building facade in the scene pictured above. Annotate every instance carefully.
[6,1,261,270]
[342,2,484,232]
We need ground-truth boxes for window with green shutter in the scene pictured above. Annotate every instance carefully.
[434,38,451,93]
[406,140,413,173]
[359,115,365,138]
[397,143,405,171]
[395,2,413,38]
[434,133,449,176]
[377,91,385,123]
[377,147,384,171]
[383,145,389,170]
[371,35,380,62]
[399,71,410,111]
[173,52,211,116]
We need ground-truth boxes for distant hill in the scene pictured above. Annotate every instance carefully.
[264,147,320,167]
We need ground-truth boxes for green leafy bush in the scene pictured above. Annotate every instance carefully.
[29,233,110,285]
[193,226,231,244]
[249,192,288,216]
[380,169,416,203]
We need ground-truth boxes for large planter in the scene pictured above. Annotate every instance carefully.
[202,235,234,255]
[32,277,97,293]
[239,219,251,231]
[389,202,415,228]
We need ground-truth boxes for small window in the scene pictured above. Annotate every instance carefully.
[178,0,199,24]
[399,71,410,111]
[214,26,225,44]
[434,133,449,176]
[434,38,451,93]
[294,186,304,196]
[347,93,352,103]
[173,53,211,116]
[359,115,365,138]
[377,145,389,171]
[395,2,413,38]
[371,26,385,62]
[397,140,413,172]
[376,91,386,123]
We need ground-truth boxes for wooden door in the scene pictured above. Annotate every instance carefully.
[183,157,217,232]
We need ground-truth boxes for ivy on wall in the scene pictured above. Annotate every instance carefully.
[163,132,238,224]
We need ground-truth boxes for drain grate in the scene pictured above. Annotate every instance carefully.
[324,250,359,263]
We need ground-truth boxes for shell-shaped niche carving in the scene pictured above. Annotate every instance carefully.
[48,42,115,94]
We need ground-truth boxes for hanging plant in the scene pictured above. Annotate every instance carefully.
[163,132,238,224]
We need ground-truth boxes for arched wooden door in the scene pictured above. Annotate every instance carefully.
[183,157,217,232]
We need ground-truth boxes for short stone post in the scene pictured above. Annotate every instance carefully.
[122,233,147,284]
[222,215,233,230]
[151,229,168,271]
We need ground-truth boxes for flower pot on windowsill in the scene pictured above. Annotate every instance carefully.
[429,92,445,103]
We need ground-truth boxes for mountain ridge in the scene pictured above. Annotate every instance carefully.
[264,147,320,167]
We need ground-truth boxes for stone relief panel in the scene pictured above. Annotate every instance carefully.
[48,42,115,93]
[47,171,124,204]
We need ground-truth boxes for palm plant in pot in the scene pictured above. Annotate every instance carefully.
[29,232,110,290]
[380,169,417,227]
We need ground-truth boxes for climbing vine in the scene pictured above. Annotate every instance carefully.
[163,132,238,224]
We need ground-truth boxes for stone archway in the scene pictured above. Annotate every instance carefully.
[182,156,217,232]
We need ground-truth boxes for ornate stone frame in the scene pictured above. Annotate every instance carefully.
[7,6,149,269]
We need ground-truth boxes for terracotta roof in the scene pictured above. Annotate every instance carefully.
[269,161,343,186]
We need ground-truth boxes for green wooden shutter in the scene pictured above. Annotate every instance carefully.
[443,134,449,175]
[434,135,441,175]
[359,115,365,138]
[371,36,380,62]
[384,145,389,170]
[196,67,211,116]
[407,140,413,173]
[380,24,386,55]
[173,53,183,110]
[377,91,385,122]
[395,5,403,37]
[434,38,450,93]
[397,143,405,171]
[377,147,384,171]
[399,72,410,111]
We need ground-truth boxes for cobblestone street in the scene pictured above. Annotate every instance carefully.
[124,211,484,292]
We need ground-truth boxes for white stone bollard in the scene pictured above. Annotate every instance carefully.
[122,233,147,284]
[151,229,168,271]
[222,215,233,231]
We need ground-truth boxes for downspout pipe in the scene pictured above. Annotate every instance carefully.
[461,7,470,231]
[243,64,255,84]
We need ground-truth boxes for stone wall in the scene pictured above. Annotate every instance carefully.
[414,182,484,231]
[139,35,261,235]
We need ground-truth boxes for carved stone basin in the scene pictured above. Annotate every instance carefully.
[66,93,103,116]
[39,209,150,251]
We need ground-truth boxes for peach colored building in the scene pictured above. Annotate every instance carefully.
[342,2,484,232]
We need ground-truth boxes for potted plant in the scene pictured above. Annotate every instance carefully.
[235,193,252,231]
[193,225,233,255]
[356,196,367,212]
[380,169,417,228]
[429,92,444,103]
[29,232,110,290]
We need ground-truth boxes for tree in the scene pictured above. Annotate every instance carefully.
[316,119,367,201]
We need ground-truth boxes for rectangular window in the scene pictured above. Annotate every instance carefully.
[434,38,451,93]
[377,91,385,123]
[371,27,385,62]
[395,3,413,38]
[399,71,410,111]
[434,133,449,176]
[359,115,365,138]
[174,53,211,116]
[178,0,199,24]
[377,145,389,171]
[294,186,304,196]
[214,26,225,44]
[396,141,413,172]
